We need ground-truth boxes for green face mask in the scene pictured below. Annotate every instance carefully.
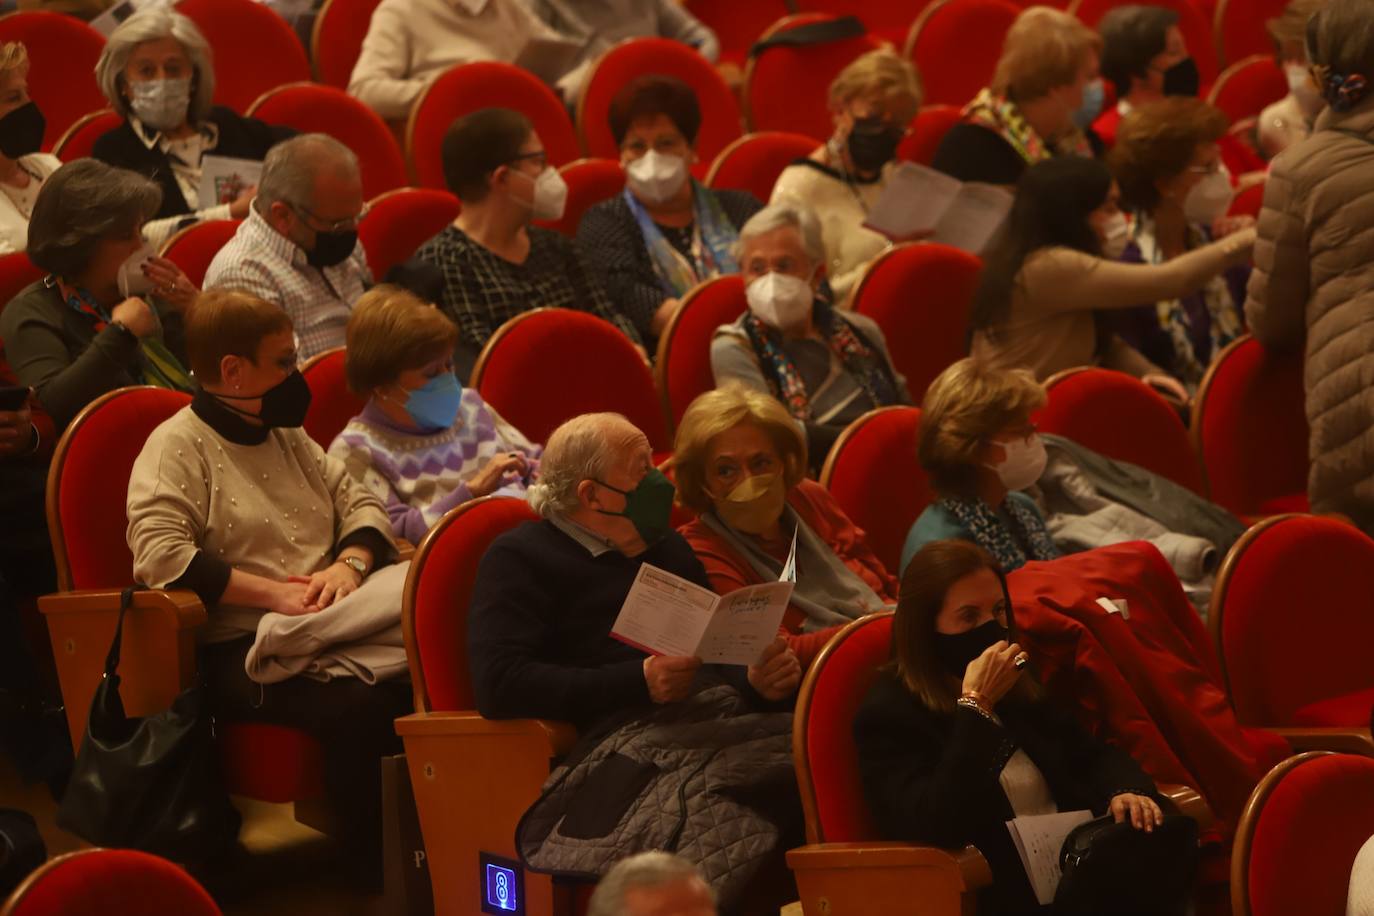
[594,467,676,545]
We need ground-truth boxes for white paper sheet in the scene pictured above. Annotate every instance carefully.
[198,155,263,210]
[862,161,1013,254]
[1005,809,1095,905]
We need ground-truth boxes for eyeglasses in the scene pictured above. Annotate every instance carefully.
[1186,163,1224,176]
[506,150,549,171]
[289,201,370,233]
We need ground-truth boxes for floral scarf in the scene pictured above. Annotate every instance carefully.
[962,88,1094,165]
[1131,217,1242,388]
[741,303,899,421]
[624,181,740,298]
[60,280,193,392]
[937,494,1060,572]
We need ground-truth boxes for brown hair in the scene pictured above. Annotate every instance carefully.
[890,539,1039,713]
[441,107,533,203]
[609,75,702,147]
[27,160,162,279]
[1109,98,1229,212]
[185,289,293,384]
[1268,0,1326,50]
[918,358,1046,499]
[993,7,1103,103]
[344,285,460,395]
[671,385,806,513]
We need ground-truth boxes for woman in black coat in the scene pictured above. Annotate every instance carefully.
[91,6,295,248]
[854,539,1164,915]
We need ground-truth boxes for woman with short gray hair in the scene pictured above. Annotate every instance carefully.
[710,202,907,467]
[91,7,295,247]
[0,159,195,432]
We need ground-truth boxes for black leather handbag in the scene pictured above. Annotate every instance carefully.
[57,587,240,864]
[1054,812,1200,916]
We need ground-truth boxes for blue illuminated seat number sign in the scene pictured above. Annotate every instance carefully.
[479,853,525,915]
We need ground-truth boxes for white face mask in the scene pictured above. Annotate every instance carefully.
[1183,166,1234,227]
[746,271,814,332]
[128,77,191,133]
[1287,63,1325,119]
[515,166,567,221]
[985,434,1047,492]
[1099,212,1131,260]
[625,150,689,206]
[117,242,157,298]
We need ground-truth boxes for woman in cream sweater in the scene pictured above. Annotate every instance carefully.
[969,156,1253,398]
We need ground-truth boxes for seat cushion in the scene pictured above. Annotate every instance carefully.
[1239,726,1293,773]
[1257,492,1310,515]
[1292,687,1374,728]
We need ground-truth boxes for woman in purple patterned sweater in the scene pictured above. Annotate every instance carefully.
[328,286,542,542]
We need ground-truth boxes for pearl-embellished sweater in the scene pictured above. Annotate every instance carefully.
[127,392,393,644]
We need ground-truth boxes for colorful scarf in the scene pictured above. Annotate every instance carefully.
[1131,217,1242,388]
[962,88,1094,165]
[624,180,740,298]
[937,494,1060,572]
[741,303,899,421]
[61,282,193,392]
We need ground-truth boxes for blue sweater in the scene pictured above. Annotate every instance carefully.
[900,492,1051,575]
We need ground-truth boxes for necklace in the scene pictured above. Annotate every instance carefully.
[825,138,870,214]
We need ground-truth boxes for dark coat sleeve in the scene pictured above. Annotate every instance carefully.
[931,124,1027,186]
[577,197,667,342]
[554,230,643,346]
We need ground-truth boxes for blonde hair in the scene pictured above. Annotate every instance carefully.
[0,42,29,77]
[993,7,1103,103]
[671,385,807,514]
[828,49,924,125]
[918,358,1046,498]
[344,285,459,395]
[1268,0,1326,49]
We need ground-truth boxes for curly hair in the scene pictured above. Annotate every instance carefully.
[1109,97,1228,213]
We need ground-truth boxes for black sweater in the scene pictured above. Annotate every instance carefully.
[91,107,296,222]
[854,670,1157,916]
[468,519,759,732]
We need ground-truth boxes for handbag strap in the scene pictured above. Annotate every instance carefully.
[103,586,146,679]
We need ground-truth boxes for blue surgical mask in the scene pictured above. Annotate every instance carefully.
[1073,78,1105,131]
[403,373,462,430]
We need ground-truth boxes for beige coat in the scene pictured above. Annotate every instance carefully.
[1244,102,1374,528]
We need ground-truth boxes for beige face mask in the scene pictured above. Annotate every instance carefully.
[712,472,787,535]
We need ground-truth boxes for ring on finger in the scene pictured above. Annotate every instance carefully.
[1013,652,1029,669]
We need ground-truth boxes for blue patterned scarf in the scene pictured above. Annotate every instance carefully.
[624,180,739,297]
[937,495,1060,571]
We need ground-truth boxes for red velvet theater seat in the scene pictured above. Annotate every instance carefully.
[301,347,365,450]
[819,406,930,576]
[653,274,746,437]
[1210,513,1374,752]
[177,0,310,114]
[39,387,327,813]
[52,108,121,163]
[898,105,961,166]
[849,242,982,402]
[904,0,1022,108]
[1,848,221,916]
[0,11,105,151]
[1037,367,1206,495]
[1232,752,1374,916]
[471,308,669,452]
[357,186,461,280]
[157,219,240,290]
[310,0,384,89]
[705,131,818,203]
[1206,55,1288,125]
[535,158,625,239]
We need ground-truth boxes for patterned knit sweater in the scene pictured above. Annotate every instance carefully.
[328,392,541,543]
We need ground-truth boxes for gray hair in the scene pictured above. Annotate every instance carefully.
[28,159,161,279]
[256,133,361,211]
[526,412,632,518]
[1308,0,1374,81]
[735,203,827,269]
[95,7,215,122]
[587,852,714,916]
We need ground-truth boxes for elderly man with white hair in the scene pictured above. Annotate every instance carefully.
[711,202,908,465]
[204,133,372,361]
[588,852,717,916]
[91,7,295,248]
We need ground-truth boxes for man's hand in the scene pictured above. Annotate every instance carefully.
[644,655,702,704]
[747,637,802,701]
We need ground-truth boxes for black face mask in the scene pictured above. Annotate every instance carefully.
[217,370,312,429]
[305,228,358,269]
[0,102,45,159]
[1161,58,1200,98]
[847,118,903,174]
[933,619,1008,679]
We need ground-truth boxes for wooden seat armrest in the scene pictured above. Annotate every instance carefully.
[394,711,579,756]
[787,842,992,915]
[1157,782,1216,830]
[1268,726,1374,756]
[787,841,991,880]
[38,588,207,750]
[393,538,416,561]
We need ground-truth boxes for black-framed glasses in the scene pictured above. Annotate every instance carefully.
[506,150,549,171]
[289,201,369,233]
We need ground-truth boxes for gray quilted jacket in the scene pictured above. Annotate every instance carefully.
[1245,101,1374,529]
[516,678,796,909]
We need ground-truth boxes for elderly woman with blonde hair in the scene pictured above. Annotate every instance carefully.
[901,358,1060,574]
[770,49,924,302]
[91,6,294,246]
[0,42,59,254]
[932,7,1103,186]
[328,285,541,542]
[675,384,895,667]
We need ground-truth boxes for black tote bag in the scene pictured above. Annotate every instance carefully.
[1054,813,1200,916]
[57,587,241,863]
